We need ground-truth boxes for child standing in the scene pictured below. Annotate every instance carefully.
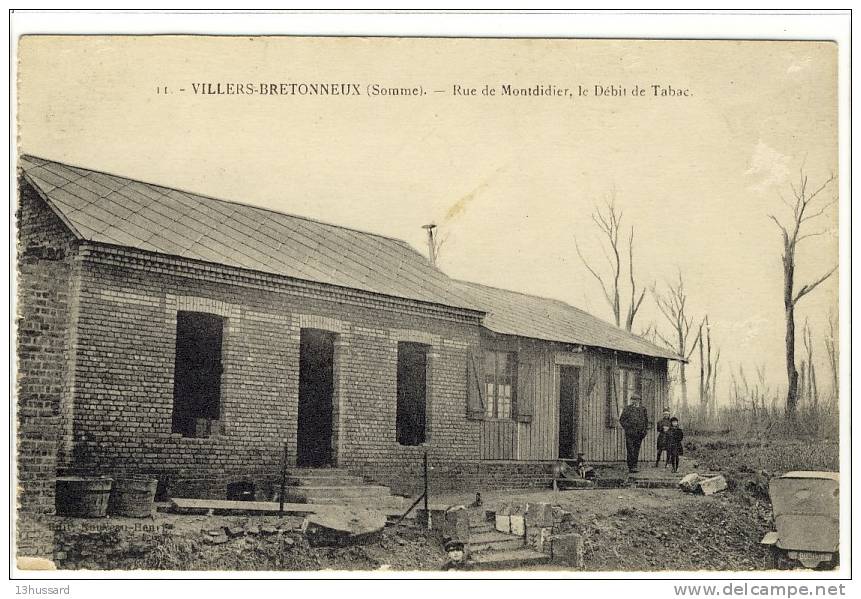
[655,408,672,467]
[667,417,684,473]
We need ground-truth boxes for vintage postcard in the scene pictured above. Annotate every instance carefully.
[11,17,848,584]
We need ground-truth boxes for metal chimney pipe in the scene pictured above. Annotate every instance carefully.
[422,224,437,266]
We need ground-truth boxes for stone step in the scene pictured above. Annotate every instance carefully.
[470,522,496,534]
[468,548,551,570]
[285,474,366,487]
[470,537,525,553]
[470,530,520,544]
[286,468,352,477]
[283,485,393,502]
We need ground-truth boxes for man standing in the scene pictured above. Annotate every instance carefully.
[619,394,648,473]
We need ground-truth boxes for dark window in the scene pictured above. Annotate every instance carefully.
[172,311,224,438]
[483,350,517,419]
[396,342,427,446]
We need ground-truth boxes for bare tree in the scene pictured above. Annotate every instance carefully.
[694,316,721,422]
[575,193,646,331]
[824,308,838,401]
[768,170,837,421]
[801,318,818,408]
[652,272,702,412]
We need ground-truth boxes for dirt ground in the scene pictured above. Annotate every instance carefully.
[53,513,446,571]
[434,484,773,572]
[49,434,838,572]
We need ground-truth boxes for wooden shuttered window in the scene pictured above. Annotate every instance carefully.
[466,348,486,419]
[515,357,533,423]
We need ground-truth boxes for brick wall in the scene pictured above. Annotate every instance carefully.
[15,182,77,558]
[360,460,558,496]
[60,242,483,498]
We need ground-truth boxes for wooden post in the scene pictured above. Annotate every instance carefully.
[423,449,429,528]
[279,442,288,515]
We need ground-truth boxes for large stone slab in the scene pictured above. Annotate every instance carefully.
[301,506,387,547]
[699,475,728,496]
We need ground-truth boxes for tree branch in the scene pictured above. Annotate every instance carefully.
[793,265,837,305]
[575,238,614,308]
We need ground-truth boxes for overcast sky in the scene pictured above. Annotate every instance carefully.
[17,37,839,406]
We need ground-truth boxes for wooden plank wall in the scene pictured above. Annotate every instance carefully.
[577,351,668,463]
[478,333,670,465]
[479,419,518,460]
[517,344,557,460]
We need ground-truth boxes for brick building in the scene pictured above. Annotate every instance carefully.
[15,155,679,556]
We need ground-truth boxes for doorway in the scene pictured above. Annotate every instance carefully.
[558,365,580,459]
[396,342,428,446]
[297,329,336,467]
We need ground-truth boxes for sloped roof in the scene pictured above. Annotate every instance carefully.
[18,155,480,313]
[453,280,682,361]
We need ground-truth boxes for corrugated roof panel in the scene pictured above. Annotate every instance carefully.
[47,187,93,212]
[17,155,687,360]
[40,161,86,184]
[453,280,681,361]
[146,233,194,257]
[18,155,476,311]
[72,175,114,198]
[28,164,75,188]
[98,226,148,249]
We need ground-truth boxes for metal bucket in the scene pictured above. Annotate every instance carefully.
[56,476,113,517]
[109,477,158,518]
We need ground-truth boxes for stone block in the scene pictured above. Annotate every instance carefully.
[443,506,470,543]
[510,514,525,537]
[551,532,585,569]
[679,473,705,493]
[699,475,728,496]
[495,514,511,534]
[525,502,553,528]
[301,507,386,547]
[526,526,552,553]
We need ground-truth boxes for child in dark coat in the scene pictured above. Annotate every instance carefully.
[667,417,684,473]
[655,408,672,467]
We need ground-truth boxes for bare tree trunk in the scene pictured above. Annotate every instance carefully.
[784,255,799,421]
[770,171,836,422]
[825,309,838,401]
[679,363,688,411]
[803,321,818,408]
[698,324,706,419]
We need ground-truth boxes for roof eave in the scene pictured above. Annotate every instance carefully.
[81,240,487,321]
[20,172,84,239]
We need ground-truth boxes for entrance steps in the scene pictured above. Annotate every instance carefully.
[281,468,409,512]
[466,518,550,570]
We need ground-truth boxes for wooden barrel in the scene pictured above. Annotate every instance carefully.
[109,477,158,518]
[55,476,113,517]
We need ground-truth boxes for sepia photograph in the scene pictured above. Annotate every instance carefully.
[9,9,851,586]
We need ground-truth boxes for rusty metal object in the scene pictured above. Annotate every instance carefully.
[761,471,839,569]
